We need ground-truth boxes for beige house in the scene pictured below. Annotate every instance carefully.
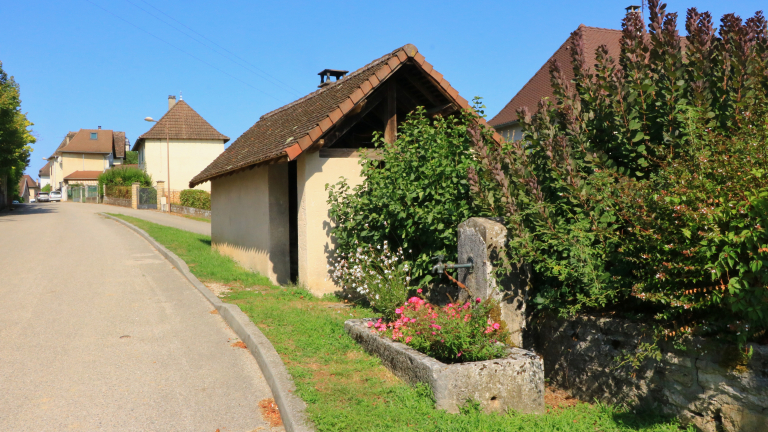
[133,96,229,194]
[46,128,129,197]
[18,175,38,202]
[191,44,499,295]
[38,162,51,190]
[490,25,622,139]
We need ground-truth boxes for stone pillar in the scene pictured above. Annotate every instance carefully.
[156,181,166,211]
[457,217,531,348]
[131,182,139,209]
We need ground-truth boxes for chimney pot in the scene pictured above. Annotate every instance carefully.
[625,5,641,13]
[98,126,101,130]
[168,95,177,111]
[317,69,349,88]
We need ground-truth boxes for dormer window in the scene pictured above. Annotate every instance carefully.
[90,132,98,140]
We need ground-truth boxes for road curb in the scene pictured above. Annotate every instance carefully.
[101,213,314,432]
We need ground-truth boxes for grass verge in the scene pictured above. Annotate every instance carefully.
[107,213,692,432]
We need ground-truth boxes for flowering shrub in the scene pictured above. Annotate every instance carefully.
[330,241,413,320]
[368,295,509,363]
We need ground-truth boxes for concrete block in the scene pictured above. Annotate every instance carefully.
[345,319,545,415]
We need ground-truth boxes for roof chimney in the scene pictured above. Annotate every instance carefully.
[625,5,641,14]
[168,95,177,111]
[98,126,102,130]
[318,69,349,88]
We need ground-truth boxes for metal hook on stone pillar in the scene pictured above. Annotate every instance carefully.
[431,255,474,274]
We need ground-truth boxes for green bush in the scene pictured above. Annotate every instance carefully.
[179,189,210,210]
[327,107,492,286]
[472,1,768,345]
[105,185,132,199]
[41,184,51,192]
[124,151,139,165]
[98,166,152,195]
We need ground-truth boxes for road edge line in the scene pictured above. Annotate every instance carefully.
[101,213,314,432]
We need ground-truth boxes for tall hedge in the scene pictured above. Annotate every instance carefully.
[179,189,210,210]
[472,1,768,345]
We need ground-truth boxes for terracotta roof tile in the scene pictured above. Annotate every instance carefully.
[134,100,229,149]
[113,131,126,159]
[39,161,52,177]
[64,170,103,180]
[18,175,37,194]
[190,43,487,187]
[489,25,622,127]
[61,129,117,154]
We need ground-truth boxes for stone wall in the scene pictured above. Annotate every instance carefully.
[103,196,131,208]
[170,203,211,219]
[529,315,768,432]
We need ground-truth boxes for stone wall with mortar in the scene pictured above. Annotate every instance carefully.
[529,315,768,432]
[170,203,211,219]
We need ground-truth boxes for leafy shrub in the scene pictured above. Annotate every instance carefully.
[105,185,132,199]
[330,241,412,320]
[471,1,768,344]
[370,296,508,363]
[327,107,492,285]
[124,151,139,165]
[179,189,211,210]
[98,166,152,194]
[41,184,51,192]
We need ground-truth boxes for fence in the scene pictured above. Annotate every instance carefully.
[138,187,157,210]
[68,185,99,203]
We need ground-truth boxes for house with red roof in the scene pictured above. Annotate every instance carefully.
[133,96,229,196]
[191,44,497,294]
[18,175,38,203]
[489,25,623,140]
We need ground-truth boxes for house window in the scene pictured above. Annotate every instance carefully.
[90,132,98,140]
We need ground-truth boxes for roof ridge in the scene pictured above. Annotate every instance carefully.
[580,24,622,33]
[259,47,402,121]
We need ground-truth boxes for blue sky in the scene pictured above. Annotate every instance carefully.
[2,0,764,179]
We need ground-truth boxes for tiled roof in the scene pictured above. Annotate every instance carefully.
[191,44,497,187]
[18,175,37,194]
[50,132,78,157]
[60,129,115,154]
[39,161,52,177]
[489,25,622,127]
[134,100,229,150]
[64,170,103,180]
[113,131,126,159]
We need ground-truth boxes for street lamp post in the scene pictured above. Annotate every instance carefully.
[144,116,170,207]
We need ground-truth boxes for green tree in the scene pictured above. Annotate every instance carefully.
[124,151,139,165]
[0,61,35,202]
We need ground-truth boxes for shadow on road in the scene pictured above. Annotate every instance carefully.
[0,204,59,220]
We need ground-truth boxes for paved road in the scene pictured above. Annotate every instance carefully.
[0,203,279,432]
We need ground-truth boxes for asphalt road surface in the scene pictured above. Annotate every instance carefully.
[0,203,280,431]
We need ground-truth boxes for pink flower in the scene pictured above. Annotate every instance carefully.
[492,323,500,330]
[432,332,436,335]
[417,289,422,293]
[475,297,482,303]
[457,352,462,357]
[366,322,373,327]
[395,308,403,314]
[405,336,412,343]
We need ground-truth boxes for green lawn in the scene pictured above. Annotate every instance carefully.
[107,213,691,432]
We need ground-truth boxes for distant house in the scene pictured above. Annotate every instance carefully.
[46,128,129,197]
[133,96,229,194]
[190,44,497,294]
[489,25,622,140]
[38,162,51,190]
[18,175,39,202]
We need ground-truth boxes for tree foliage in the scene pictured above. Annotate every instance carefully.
[124,151,139,165]
[179,189,211,210]
[0,61,35,201]
[98,166,153,192]
[472,1,768,344]
[327,107,492,285]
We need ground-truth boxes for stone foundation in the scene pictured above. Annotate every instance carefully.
[170,203,211,219]
[530,315,768,432]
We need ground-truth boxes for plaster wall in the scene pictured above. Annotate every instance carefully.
[141,139,225,192]
[494,123,523,142]
[61,153,109,179]
[296,151,365,295]
[211,164,290,285]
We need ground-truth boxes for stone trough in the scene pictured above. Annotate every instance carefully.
[344,318,545,414]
